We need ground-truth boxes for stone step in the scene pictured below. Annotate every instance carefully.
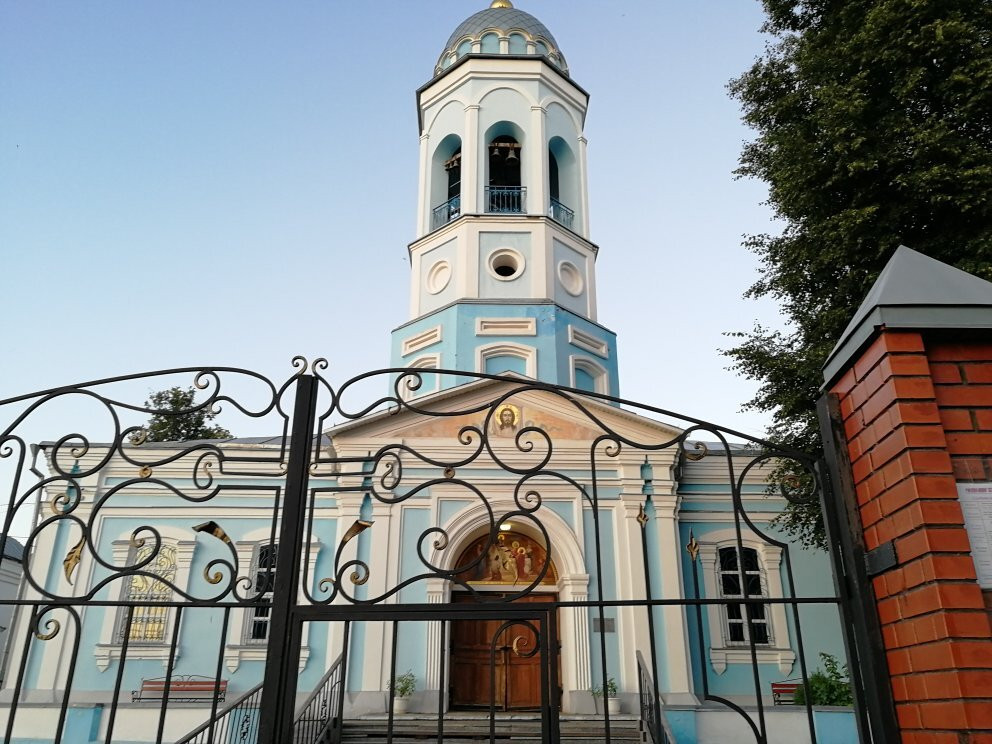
[340,716,643,742]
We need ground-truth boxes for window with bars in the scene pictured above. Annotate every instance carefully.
[117,544,178,644]
[718,546,771,646]
[245,544,277,644]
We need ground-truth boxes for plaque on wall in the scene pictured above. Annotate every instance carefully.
[958,483,992,589]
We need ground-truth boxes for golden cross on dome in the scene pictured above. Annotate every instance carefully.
[490,0,513,8]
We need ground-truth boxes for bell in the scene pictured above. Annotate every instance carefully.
[505,148,518,162]
[491,146,500,157]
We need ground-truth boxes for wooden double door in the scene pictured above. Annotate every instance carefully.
[449,592,557,710]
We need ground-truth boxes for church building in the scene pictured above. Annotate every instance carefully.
[0,4,853,743]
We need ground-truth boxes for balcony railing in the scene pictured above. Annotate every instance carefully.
[550,197,574,229]
[431,195,461,230]
[486,186,526,214]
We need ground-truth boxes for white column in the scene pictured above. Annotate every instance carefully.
[417,132,430,237]
[654,492,696,700]
[363,498,395,693]
[424,578,446,692]
[558,573,591,699]
[617,493,651,695]
[577,135,590,236]
[463,105,480,214]
[528,105,547,216]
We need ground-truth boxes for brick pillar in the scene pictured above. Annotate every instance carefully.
[828,329,992,742]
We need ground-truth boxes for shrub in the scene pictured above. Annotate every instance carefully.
[794,653,853,707]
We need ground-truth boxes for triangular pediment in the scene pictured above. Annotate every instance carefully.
[326,377,683,449]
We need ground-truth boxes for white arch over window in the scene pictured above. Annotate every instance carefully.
[695,527,794,676]
[477,342,536,379]
[570,355,608,395]
[403,354,442,400]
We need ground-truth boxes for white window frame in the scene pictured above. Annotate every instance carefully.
[569,355,608,394]
[242,543,278,645]
[717,546,772,647]
[94,530,195,671]
[697,530,795,676]
[223,532,320,672]
[402,354,442,401]
[477,342,536,378]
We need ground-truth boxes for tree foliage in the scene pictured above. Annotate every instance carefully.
[144,386,232,442]
[727,0,992,547]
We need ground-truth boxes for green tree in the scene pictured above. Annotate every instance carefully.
[144,386,232,442]
[726,0,992,547]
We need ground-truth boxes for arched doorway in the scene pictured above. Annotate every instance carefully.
[448,530,559,710]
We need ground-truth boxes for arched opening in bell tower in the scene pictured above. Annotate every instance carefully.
[431,133,463,230]
[548,136,578,230]
[485,122,525,214]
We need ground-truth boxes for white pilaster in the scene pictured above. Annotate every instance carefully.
[528,105,547,217]
[464,104,480,214]
[653,491,695,698]
[417,132,431,236]
[577,135,590,237]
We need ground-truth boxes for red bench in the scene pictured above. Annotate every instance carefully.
[771,680,803,705]
[132,675,227,703]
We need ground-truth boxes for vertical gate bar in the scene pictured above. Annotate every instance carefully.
[639,509,663,744]
[387,618,398,744]
[436,619,446,744]
[155,604,184,744]
[205,607,231,744]
[258,373,319,744]
[781,554,816,742]
[546,607,560,744]
[538,615,550,744]
[333,620,351,744]
[104,605,134,744]
[817,393,900,743]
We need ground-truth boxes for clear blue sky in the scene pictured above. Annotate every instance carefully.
[1,1,787,532]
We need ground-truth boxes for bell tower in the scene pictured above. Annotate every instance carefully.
[390,0,619,397]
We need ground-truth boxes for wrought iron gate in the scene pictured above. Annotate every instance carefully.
[0,361,893,743]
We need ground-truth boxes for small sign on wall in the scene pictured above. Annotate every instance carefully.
[958,483,992,589]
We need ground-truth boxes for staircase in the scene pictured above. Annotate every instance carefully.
[340,714,643,743]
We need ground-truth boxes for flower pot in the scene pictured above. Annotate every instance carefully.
[393,697,411,714]
[607,697,621,715]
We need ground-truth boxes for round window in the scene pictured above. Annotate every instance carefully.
[557,261,584,296]
[488,249,525,281]
[426,260,452,294]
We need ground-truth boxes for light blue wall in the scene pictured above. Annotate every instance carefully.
[390,303,619,397]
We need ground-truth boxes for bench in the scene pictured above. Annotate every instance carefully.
[132,675,227,703]
[771,680,803,705]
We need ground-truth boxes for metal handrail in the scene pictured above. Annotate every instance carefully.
[293,652,345,744]
[486,185,526,213]
[637,650,674,744]
[549,197,574,229]
[431,195,461,230]
[175,680,263,744]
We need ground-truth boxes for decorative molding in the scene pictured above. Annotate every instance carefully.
[696,530,793,677]
[403,354,442,400]
[476,318,537,336]
[709,648,796,677]
[557,262,584,297]
[477,342,537,378]
[402,326,443,356]
[569,355,609,394]
[568,326,608,358]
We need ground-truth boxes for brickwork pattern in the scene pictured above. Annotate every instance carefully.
[830,330,992,743]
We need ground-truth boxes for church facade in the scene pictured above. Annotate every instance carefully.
[0,4,854,743]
